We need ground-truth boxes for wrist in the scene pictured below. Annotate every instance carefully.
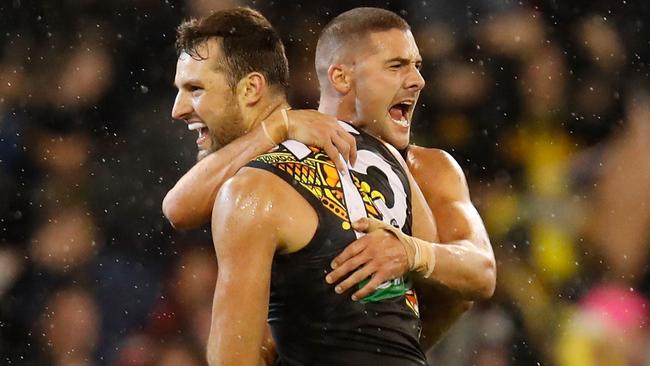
[384,226,436,278]
[262,108,290,144]
[411,238,436,278]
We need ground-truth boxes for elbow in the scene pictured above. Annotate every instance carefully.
[476,256,496,300]
[162,193,195,230]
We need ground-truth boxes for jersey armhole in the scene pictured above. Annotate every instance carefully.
[245,160,329,257]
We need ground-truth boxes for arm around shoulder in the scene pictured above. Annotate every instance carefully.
[162,125,277,230]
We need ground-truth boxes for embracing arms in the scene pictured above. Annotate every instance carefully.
[327,146,496,301]
[163,109,355,229]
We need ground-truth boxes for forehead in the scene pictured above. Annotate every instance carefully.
[174,39,224,83]
[364,29,421,60]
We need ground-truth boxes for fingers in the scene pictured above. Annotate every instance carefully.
[335,265,375,299]
[330,237,367,270]
[326,252,368,286]
[326,239,369,285]
[322,141,347,174]
[338,130,357,166]
[351,275,385,301]
[353,216,387,233]
[351,217,369,232]
[331,132,352,166]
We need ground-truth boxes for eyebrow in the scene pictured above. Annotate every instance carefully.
[385,57,423,64]
[173,78,203,89]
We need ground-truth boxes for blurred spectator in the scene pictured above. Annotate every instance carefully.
[555,284,650,366]
[1,1,650,365]
[588,89,650,283]
[39,286,101,366]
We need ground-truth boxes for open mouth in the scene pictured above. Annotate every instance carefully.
[389,101,413,128]
[187,122,209,144]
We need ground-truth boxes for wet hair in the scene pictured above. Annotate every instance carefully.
[175,7,289,94]
[315,7,410,83]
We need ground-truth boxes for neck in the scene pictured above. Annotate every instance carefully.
[318,91,355,123]
[246,94,290,132]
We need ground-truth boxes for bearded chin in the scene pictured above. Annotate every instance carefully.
[196,132,226,162]
[196,149,210,162]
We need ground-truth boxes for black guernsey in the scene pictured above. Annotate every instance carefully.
[246,122,427,366]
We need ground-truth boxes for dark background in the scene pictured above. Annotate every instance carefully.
[1,0,650,365]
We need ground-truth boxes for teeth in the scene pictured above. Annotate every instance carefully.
[188,122,207,139]
[188,122,207,131]
[391,117,409,127]
[389,99,414,128]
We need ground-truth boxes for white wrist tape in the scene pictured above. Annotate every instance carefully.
[363,217,436,278]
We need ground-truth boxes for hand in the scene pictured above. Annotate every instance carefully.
[267,108,357,173]
[325,221,410,301]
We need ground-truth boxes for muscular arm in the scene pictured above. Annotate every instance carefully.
[163,110,354,229]
[400,149,470,349]
[407,146,496,300]
[206,172,277,366]
[206,168,317,366]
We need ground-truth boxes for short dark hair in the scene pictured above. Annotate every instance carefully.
[176,7,289,94]
[315,7,410,80]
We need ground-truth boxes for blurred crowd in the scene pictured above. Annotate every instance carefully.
[1,0,649,365]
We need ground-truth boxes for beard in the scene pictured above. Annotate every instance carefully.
[195,130,223,162]
[194,106,246,162]
[196,149,210,162]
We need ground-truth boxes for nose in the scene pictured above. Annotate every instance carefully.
[171,90,191,121]
[405,66,425,92]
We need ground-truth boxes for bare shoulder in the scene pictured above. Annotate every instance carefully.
[215,167,318,253]
[216,167,299,218]
[406,145,467,189]
[219,168,284,204]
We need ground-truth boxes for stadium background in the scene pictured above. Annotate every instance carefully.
[1,0,650,364]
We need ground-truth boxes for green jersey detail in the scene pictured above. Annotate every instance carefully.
[359,276,410,304]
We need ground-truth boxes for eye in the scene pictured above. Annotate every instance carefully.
[189,85,204,96]
[415,62,422,70]
[388,63,401,70]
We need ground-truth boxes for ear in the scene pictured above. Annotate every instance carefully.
[328,64,352,95]
[236,72,267,106]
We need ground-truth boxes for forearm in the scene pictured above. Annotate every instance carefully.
[406,147,496,300]
[356,216,495,300]
[395,225,494,299]
[206,280,269,366]
[163,123,279,229]
[424,205,496,300]
[423,238,495,300]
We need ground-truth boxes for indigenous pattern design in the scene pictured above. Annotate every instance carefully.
[253,147,384,230]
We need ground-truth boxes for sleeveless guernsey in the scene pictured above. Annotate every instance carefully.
[246,122,427,366]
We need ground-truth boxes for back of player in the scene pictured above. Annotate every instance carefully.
[246,122,427,366]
